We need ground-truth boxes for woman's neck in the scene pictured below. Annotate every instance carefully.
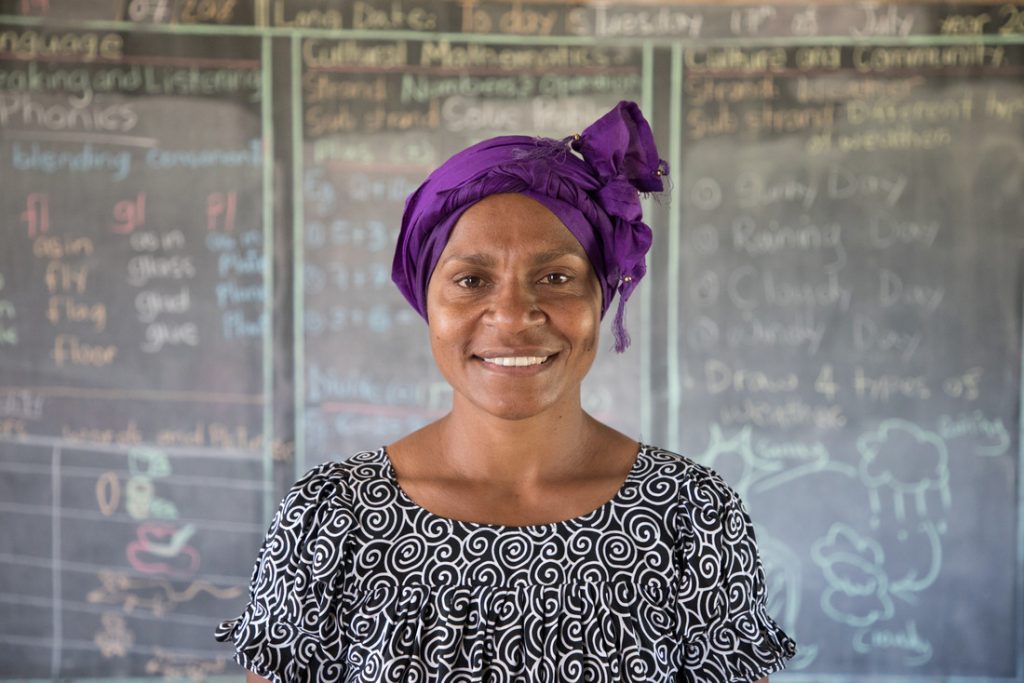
[433,399,603,486]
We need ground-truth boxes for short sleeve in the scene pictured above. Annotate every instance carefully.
[215,463,355,683]
[675,471,796,682]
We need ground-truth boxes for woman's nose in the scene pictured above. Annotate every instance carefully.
[486,280,544,330]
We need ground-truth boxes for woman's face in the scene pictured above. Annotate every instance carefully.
[426,193,602,421]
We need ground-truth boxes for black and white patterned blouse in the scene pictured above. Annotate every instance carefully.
[215,444,795,682]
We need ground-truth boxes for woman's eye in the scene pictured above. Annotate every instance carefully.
[456,275,484,288]
[543,273,570,285]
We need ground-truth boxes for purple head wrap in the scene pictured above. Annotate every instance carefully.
[392,100,668,352]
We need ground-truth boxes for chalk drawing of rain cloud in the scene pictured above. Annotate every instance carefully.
[856,420,950,525]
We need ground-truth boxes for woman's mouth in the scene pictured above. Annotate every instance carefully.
[479,355,553,367]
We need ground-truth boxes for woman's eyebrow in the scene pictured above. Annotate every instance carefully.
[531,248,583,264]
[439,248,582,268]
[439,253,496,268]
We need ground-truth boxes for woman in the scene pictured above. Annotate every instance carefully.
[217,101,795,682]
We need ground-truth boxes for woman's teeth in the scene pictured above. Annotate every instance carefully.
[482,356,550,367]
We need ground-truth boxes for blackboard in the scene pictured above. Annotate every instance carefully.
[0,1,1021,681]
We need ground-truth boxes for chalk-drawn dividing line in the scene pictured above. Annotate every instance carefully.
[50,445,62,677]
[0,385,264,405]
[0,52,260,69]
[0,460,268,491]
[0,592,225,628]
[304,64,641,76]
[0,632,227,660]
[4,129,160,148]
[684,65,1024,79]
[0,500,263,533]
[0,432,261,459]
[0,552,249,585]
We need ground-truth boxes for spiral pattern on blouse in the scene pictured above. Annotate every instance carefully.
[216,445,795,682]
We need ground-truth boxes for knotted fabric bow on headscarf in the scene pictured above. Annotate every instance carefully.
[392,100,668,352]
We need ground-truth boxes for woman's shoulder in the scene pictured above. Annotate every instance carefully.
[298,448,387,480]
[638,443,742,509]
[281,448,389,508]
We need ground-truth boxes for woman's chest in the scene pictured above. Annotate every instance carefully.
[345,505,678,591]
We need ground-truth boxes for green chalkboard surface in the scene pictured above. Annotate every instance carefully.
[0,1,1022,681]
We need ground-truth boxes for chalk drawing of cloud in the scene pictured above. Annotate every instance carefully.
[811,523,894,628]
[857,419,950,522]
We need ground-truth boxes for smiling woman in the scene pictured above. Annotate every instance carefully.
[215,101,795,683]
[426,194,603,423]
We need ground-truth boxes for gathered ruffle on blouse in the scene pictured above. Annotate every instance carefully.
[216,446,795,683]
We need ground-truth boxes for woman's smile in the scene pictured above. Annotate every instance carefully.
[474,352,558,377]
[480,356,551,368]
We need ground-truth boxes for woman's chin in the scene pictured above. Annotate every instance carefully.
[458,392,562,423]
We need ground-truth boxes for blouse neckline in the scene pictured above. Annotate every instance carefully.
[378,443,646,531]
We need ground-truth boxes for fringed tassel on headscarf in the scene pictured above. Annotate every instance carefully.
[612,292,631,353]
